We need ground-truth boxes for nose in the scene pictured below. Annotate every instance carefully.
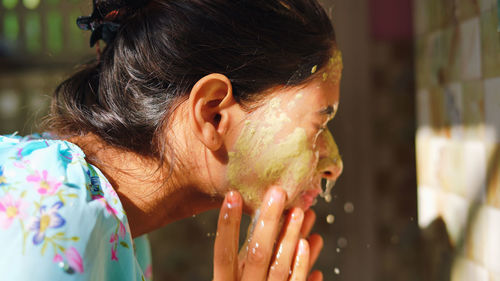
[320,157,343,180]
[317,155,343,181]
[316,129,343,181]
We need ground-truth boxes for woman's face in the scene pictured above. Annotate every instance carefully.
[226,51,343,212]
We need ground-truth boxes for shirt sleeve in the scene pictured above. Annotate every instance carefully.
[0,137,147,281]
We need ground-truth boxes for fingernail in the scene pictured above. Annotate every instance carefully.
[268,187,285,206]
[298,239,308,254]
[226,190,239,208]
[291,208,304,222]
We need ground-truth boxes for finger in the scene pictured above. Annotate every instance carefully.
[241,186,286,281]
[267,208,304,281]
[307,234,323,272]
[300,209,316,238]
[213,191,242,281]
[289,239,310,281]
[307,270,323,281]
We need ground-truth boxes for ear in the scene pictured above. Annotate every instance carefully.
[189,73,239,151]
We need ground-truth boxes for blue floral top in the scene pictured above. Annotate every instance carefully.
[0,133,153,280]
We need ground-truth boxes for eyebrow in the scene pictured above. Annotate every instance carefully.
[317,105,335,116]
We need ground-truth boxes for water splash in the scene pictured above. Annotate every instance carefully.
[337,237,348,248]
[344,202,354,213]
[239,208,286,260]
[239,209,261,258]
[320,179,336,202]
[326,214,335,224]
[324,194,332,203]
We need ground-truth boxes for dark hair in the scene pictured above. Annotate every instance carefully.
[48,0,335,163]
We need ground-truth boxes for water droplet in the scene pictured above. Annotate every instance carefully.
[337,237,347,248]
[320,179,336,203]
[251,242,260,254]
[275,244,284,259]
[325,194,332,203]
[334,267,340,275]
[326,214,335,224]
[344,202,354,213]
[268,196,275,207]
[223,213,229,220]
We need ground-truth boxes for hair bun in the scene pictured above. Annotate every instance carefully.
[76,0,150,47]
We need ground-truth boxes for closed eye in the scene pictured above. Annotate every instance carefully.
[317,106,334,116]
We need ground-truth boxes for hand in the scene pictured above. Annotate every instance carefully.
[213,187,324,281]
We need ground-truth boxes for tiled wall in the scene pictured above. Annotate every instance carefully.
[414,0,500,280]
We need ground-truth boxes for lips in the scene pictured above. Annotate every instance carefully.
[299,189,321,210]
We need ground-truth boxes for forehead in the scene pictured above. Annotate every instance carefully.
[272,77,340,111]
[251,50,342,114]
[273,49,342,108]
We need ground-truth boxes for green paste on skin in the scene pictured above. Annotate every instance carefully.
[227,94,343,211]
[227,97,315,210]
[316,127,342,173]
[236,50,344,257]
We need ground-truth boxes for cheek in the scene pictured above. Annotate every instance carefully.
[226,114,317,210]
[257,127,316,196]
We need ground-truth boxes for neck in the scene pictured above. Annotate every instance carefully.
[68,134,222,238]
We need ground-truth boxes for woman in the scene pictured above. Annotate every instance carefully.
[0,0,343,280]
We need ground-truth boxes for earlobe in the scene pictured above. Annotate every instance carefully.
[201,123,222,151]
[189,74,237,152]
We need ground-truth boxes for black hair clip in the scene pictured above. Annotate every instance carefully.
[76,0,151,47]
[77,14,121,47]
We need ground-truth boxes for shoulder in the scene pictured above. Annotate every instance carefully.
[0,134,143,280]
[0,133,94,208]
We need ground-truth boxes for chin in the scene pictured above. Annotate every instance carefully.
[235,175,322,215]
[287,176,322,210]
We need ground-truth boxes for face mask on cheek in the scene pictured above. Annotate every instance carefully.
[226,97,318,211]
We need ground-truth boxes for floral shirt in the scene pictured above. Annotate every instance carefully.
[0,133,153,281]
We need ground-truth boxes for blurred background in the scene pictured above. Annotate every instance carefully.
[0,0,499,280]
